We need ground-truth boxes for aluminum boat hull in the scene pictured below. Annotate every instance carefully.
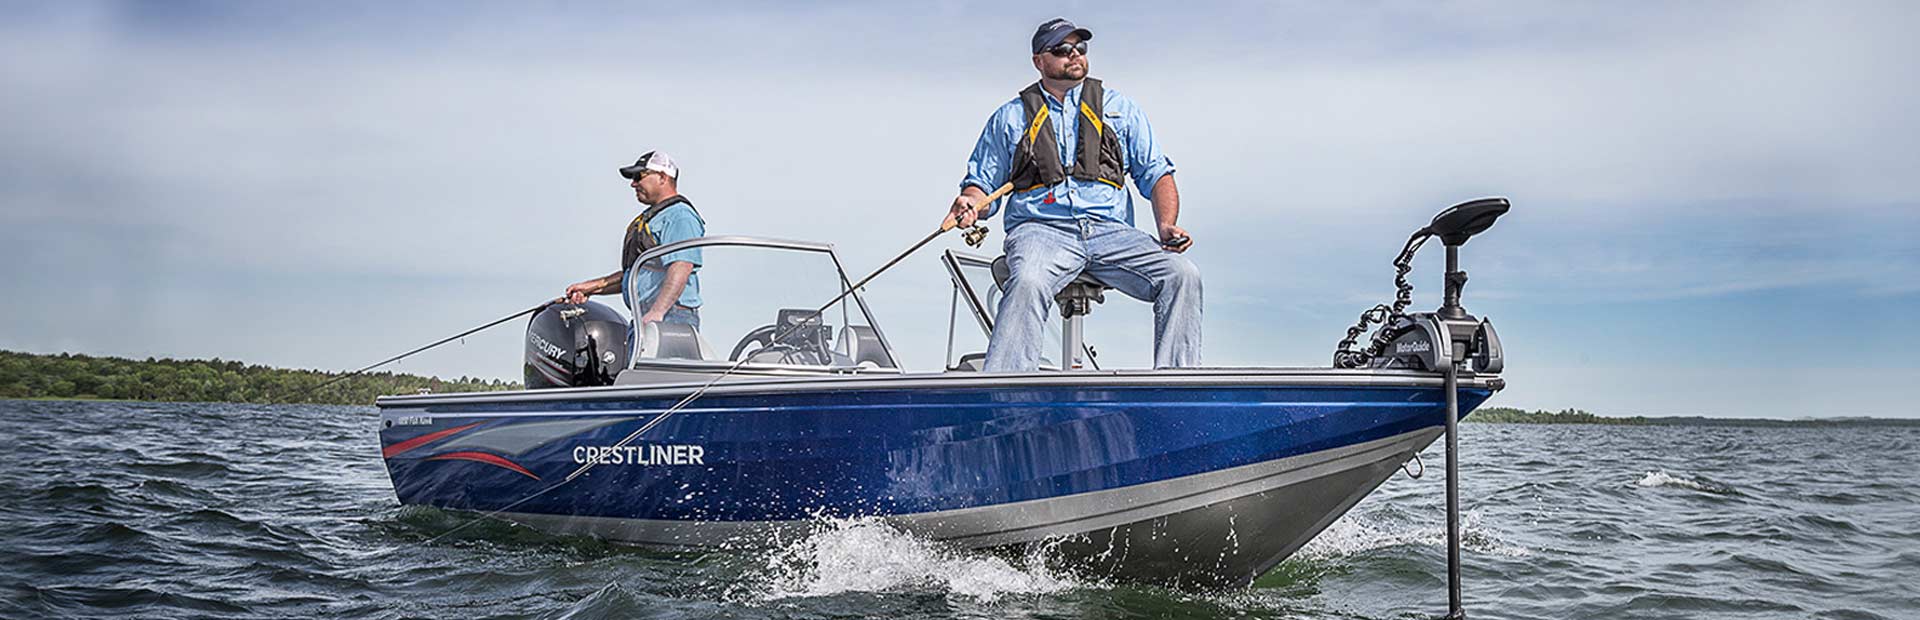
[376,369,1494,588]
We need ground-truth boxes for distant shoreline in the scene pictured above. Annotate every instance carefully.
[1468,407,1920,427]
[1,350,516,406]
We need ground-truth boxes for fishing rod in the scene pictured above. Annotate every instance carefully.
[421,185,1013,544]
[278,299,559,404]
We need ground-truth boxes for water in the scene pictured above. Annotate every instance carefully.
[2,400,1915,619]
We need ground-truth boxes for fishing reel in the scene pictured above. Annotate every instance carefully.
[1334,197,1508,374]
[962,224,990,248]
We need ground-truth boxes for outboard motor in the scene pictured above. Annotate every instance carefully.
[524,300,631,389]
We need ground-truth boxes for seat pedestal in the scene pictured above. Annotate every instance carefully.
[1056,276,1108,369]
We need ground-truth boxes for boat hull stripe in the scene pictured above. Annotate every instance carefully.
[424,451,542,480]
[381,422,483,458]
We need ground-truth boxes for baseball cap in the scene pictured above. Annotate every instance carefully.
[1031,18,1092,54]
[618,151,679,180]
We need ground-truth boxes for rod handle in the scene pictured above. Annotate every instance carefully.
[941,183,1014,232]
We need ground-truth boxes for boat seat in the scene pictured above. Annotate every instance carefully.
[837,325,897,368]
[638,321,717,361]
[989,256,1110,318]
[949,352,988,372]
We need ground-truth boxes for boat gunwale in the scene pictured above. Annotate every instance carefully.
[376,367,1501,407]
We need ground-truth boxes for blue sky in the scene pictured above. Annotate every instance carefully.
[1,1,1915,418]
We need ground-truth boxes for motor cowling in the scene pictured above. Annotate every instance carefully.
[1367,312,1503,374]
[524,301,631,389]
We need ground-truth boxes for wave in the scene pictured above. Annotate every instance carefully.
[734,516,1084,603]
[1299,511,1531,559]
[1635,470,1740,495]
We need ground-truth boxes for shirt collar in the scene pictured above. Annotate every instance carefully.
[1041,81,1085,107]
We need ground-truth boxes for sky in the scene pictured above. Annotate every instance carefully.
[1,1,1915,418]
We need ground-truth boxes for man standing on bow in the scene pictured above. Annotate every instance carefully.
[565,151,706,328]
[947,18,1201,371]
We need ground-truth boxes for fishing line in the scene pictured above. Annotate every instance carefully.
[278,299,558,404]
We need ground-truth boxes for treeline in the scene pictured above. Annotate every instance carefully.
[1468,405,1919,427]
[1468,407,1648,425]
[0,350,518,405]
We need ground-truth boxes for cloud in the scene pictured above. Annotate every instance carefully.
[1,1,1916,416]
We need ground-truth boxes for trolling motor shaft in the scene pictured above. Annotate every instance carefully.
[1329,196,1510,619]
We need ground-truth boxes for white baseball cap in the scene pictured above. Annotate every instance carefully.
[618,151,679,180]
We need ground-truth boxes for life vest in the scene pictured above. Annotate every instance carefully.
[1007,77,1125,193]
[621,195,702,272]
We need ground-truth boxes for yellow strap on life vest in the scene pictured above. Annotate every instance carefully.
[1079,101,1104,136]
[630,213,656,246]
[1025,106,1051,144]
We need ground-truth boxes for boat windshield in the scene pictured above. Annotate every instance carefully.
[941,249,1066,371]
[624,236,898,371]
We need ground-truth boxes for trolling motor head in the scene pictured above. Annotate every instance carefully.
[1333,197,1509,375]
[1423,197,1510,247]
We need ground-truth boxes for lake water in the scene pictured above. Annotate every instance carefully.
[2,400,1914,619]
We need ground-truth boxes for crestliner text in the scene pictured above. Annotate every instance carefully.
[573,444,706,466]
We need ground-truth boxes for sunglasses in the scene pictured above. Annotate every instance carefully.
[1044,41,1089,57]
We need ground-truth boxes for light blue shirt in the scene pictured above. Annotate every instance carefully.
[627,203,704,309]
[960,81,1175,229]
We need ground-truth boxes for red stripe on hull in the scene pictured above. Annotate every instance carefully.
[424,451,542,480]
[382,422,483,458]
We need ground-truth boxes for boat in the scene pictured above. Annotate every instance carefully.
[375,198,1511,589]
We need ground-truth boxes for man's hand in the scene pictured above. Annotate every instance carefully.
[565,280,599,304]
[947,194,980,229]
[638,308,667,325]
[1158,224,1193,253]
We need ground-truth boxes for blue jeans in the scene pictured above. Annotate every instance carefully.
[984,218,1203,371]
[659,306,700,330]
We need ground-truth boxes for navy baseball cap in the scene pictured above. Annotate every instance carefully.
[1030,18,1092,54]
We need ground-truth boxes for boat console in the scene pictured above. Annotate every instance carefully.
[522,236,906,389]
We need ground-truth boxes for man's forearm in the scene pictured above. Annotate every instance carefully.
[1151,174,1180,228]
[594,270,624,295]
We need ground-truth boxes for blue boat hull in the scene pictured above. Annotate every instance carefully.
[377,372,1493,587]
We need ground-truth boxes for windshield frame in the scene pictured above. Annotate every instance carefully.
[626,235,900,373]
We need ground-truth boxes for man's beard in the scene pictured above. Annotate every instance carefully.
[1043,62,1086,81]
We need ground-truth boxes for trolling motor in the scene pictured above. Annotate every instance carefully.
[1334,197,1508,375]
[1334,196,1509,620]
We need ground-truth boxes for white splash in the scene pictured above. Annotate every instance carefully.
[741,517,1081,603]
[1300,512,1531,559]
[1637,470,1711,491]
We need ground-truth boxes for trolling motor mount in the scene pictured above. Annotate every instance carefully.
[1334,197,1509,373]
